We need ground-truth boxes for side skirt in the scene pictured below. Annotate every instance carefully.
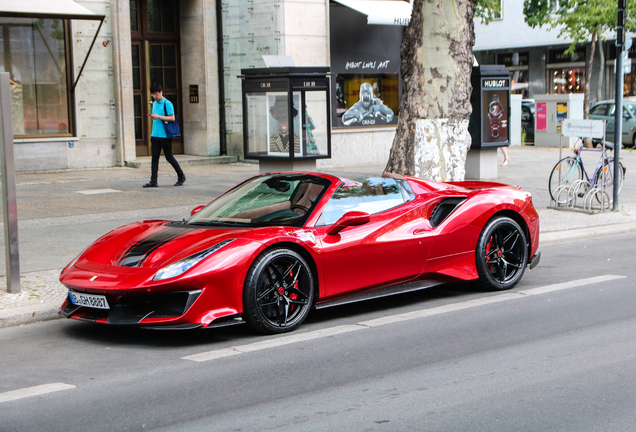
[315,279,446,310]
[529,252,541,270]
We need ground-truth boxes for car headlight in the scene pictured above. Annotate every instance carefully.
[153,239,235,281]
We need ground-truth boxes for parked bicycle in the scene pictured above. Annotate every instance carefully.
[548,139,625,206]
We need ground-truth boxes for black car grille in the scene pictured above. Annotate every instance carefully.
[108,291,201,324]
[65,290,201,325]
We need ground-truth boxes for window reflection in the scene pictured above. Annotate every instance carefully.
[317,178,406,226]
[0,18,70,136]
[550,67,585,94]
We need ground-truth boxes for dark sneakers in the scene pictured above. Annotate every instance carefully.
[144,178,185,187]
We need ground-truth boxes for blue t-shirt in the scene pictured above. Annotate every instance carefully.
[151,98,175,138]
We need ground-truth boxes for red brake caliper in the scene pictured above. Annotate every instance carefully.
[289,269,298,310]
[485,237,493,270]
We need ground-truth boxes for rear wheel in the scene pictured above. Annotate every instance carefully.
[476,217,528,291]
[549,157,583,203]
[243,248,314,334]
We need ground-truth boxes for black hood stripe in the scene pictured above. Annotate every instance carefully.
[119,227,194,267]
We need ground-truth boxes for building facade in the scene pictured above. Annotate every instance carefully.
[1,0,408,172]
[473,0,630,106]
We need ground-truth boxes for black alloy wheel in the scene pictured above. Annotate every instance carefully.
[243,248,314,334]
[475,216,528,291]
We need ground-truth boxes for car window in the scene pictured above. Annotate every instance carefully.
[626,104,636,116]
[316,177,409,226]
[590,104,608,116]
[608,104,616,116]
[188,174,330,227]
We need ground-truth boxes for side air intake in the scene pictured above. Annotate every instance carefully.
[429,198,466,228]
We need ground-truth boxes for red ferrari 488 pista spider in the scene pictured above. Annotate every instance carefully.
[60,172,540,334]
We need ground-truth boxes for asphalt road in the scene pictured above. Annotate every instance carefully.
[1,233,635,431]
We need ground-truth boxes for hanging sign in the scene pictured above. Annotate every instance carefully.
[562,119,604,139]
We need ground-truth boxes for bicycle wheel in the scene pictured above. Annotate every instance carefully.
[549,157,583,203]
[594,159,625,198]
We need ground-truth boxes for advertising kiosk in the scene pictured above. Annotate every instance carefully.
[467,65,512,179]
[533,94,584,148]
[240,67,332,173]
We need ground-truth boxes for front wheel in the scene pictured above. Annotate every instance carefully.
[549,157,583,203]
[476,217,528,291]
[243,248,314,334]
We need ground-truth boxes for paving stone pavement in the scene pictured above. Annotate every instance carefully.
[2,145,636,328]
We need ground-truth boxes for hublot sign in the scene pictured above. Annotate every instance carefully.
[482,79,509,89]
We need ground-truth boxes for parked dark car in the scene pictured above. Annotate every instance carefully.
[589,98,636,148]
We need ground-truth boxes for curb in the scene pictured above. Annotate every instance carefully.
[539,221,636,245]
[0,304,62,328]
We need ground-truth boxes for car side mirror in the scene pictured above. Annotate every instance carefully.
[327,211,370,236]
[190,205,205,216]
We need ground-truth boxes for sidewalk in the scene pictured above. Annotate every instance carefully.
[2,146,636,328]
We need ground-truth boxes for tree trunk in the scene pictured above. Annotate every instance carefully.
[597,36,604,103]
[584,29,597,120]
[384,0,476,182]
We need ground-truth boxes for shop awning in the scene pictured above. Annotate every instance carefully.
[333,0,412,26]
[0,0,106,90]
[0,0,103,20]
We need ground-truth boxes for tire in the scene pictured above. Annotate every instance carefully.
[243,248,314,334]
[476,217,528,291]
[548,157,583,203]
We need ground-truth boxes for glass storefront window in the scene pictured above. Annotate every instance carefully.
[510,70,529,98]
[304,92,329,156]
[147,0,176,33]
[0,18,71,137]
[624,62,636,96]
[335,74,399,128]
[550,67,585,94]
[245,90,330,158]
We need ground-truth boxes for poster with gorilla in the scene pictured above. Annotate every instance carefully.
[341,82,394,126]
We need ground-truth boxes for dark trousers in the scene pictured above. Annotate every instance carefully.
[150,136,185,183]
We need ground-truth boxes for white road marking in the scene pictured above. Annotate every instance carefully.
[76,188,121,195]
[183,275,626,363]
[0,383,76,403]
[183,325,362,362]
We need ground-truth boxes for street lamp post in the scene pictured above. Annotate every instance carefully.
[614,0,626,211]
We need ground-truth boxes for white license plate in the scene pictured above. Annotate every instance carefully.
[69,292,110,309]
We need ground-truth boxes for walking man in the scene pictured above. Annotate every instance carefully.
[144,83,186,187]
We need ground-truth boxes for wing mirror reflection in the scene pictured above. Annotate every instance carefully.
[191,205,205,216]
[327,211,370,236]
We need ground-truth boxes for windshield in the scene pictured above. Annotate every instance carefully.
[188,174,331,227]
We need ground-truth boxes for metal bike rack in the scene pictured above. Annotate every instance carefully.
[549,119,616,214]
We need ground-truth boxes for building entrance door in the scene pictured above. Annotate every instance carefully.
[130,0,183,156]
